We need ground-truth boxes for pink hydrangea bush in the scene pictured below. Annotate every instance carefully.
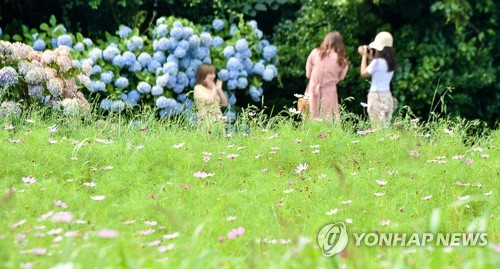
[0,40,90,116]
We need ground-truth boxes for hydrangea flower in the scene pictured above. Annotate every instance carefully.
[212,36,224,47]
[90,80,106,92]
[249,86,263,102]
[249,20,258,29]
[263,68,275,81]
[60,98,84,116]
[212,19,225,30]
[127,36,144,51]
[177,72,189,87]
[100,71,114,84]
[194,47,210,60]
[128,61,142,72]
[266,64,278,76]
[163,74,177,86]
[229,70,239,80]
[223,46,235,58]
[119,25,132,38]
[182,27,194,39]
[237,77,248,89]
[155,24,169,37]
[112,55,125,68]
[83,38,93,47]
[73,42,85,52]
[235,39,249,52]
[173,21,183,28]
[170,27,184,40]
[239,48,252,58]
[0,101,22,117]
[92,65,102,75]
[28,84,44,99]
[122,51,136,66]
[188,35,201,49]
[229,25,238,37]
[242,58,253,72]
[114,77,129,89]
[263,45,277,61]
[25,68,47,85]
[153,51,167,63]
[47,78,64,96]
[159,103,182,117]
[228,94,237,105]
[217,69,229,81]
[252,61,265,76]
[200,32,212,46]
[0,67,19,87]
[148,60,162,73]
[254,29,263,39]
[127,90,141,105]
[103,45,120,61]
[88,48,102,61]
[110,100,126,112]
[100,99,112,110]
[177,93,187,102]
[57,35,72,47]
[226,57,242,71]
[156,96,176,108]
[227,79,238,90]
[137,81,151,94]
[151,85,163,96]
[137,52,152,67]
[33,39,46,51]
[163,62,179,76]
[155,74,169,87]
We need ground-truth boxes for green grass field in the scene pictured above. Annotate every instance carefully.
[0,109,498,268]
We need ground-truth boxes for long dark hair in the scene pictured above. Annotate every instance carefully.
[318,31,348,67]
[375,47,396,72]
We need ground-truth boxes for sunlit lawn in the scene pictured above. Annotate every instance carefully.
[0,110,499,268]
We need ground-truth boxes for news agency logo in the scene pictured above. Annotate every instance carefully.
[318,222,488,257]
[317,222,349,257]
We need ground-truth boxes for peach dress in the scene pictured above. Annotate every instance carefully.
[305,48,348,120]
[194,84,224,130]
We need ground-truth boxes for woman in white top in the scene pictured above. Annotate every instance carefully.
[358,31,397,127]
[193,64,228,130]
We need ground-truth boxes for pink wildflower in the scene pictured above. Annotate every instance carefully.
[295,163,308,174]
[97,229,119,238]
[228,227,245,239]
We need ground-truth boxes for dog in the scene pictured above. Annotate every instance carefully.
[297,97,309,115]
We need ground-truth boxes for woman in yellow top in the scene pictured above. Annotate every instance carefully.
[193,63,228,130]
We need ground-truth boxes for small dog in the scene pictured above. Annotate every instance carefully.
[297,97,309,114]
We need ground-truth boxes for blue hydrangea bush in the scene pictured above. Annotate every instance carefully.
[0,40,90,117]
[9,15,278,117]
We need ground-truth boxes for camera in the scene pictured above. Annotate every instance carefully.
[364,45,375,58]
[358,45,375,59]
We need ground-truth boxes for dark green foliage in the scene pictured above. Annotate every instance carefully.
[0,0,498,125]
[273,0,499,125]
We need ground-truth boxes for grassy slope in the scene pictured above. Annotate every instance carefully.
[0,112,498,268]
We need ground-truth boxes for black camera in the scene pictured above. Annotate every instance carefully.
[365,46,375,57]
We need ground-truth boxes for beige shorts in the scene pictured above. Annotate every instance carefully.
[367,91,394,125]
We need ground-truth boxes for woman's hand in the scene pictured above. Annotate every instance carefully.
[215,79,223,91]
[359,46,370,77]
[204,76,215,89]
[358,45,368,56]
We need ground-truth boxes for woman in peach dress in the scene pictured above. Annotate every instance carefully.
[193,63,228,132]
[305,31,349,122]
